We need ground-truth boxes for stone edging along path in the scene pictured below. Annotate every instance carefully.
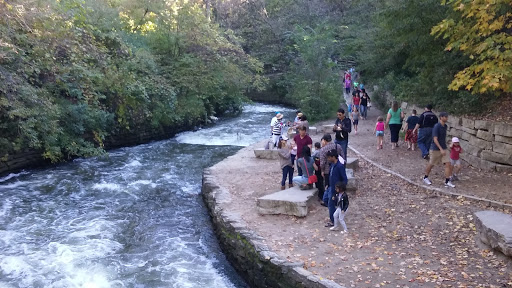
[348,145,512,211]
[201,168,344,288]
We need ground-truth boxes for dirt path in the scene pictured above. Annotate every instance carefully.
[210,99,512,287]
[342,97,512,206]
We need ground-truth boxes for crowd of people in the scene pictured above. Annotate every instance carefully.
[268,70,464,231]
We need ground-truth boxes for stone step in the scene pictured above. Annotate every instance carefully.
[346,168,357,191]
[346,157,359,170]
[309,126,318,135]
[257,186,318,217]
[474,211,512,257]
[254,148,279,160]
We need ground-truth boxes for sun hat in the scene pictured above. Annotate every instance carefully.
[276,113,283,120]
[280,135,289,141]
[297,112,303,118]
[452,137,459,143]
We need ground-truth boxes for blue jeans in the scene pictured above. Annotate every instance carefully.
[418,127,433,158]
[281,166,294,186]
[327,187,336,223]
[360,105,367,118]
[296,159,303,176]
[335,139,348,160]
[292,175,309,185]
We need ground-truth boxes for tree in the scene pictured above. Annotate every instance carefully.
[431,0,512,94]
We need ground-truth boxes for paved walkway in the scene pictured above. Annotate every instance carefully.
[339,92,512,208]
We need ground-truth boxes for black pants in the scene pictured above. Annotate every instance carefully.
[315,170,324,200]
[389,124,401,143]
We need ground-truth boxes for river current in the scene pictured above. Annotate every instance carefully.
[0,104,295,288]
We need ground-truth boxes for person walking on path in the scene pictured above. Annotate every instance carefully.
[450,137,464,181]
[293,146,317,189]
[325,149,348,228]
[319,134,343,206]
[330,182,349,233]
[352,92,361,113]
[404,109,420,150]
[386,101,404,150]
[351,106,360,135]
[422,112,455,188]
[333,108,352,161]
[413,104,438,160]
[277,135,294,190]
[374,116,385,150]
[360,89,370,120]
[293,125,312,176]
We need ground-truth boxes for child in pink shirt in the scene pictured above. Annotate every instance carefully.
[450,137,464,181]
[374,116,385,150]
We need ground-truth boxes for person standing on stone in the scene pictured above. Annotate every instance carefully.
[324,149,348,228]
[270,111,280,136]
[413,104,438,160]
[277,135,294,190]
[313,142,324,201]
[386,101,404,150]
[293,126,312,176]
[422,112,455,188]
[333,108,352,161]
[319,134,343,206]
[271,113,285,148]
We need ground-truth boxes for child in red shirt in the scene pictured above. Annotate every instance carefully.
[450,137,464,181]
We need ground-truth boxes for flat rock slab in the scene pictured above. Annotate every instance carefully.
[257,186,318,217]
[346,168,357,191]
[254,148,279,160]
[474,211,512,257]
[309,127,318,135]
[346,157,359,170]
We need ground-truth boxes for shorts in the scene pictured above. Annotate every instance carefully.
[376,131,384,137]
[429,150,450,165]
[353,119,359,126]
[450,159,461,166]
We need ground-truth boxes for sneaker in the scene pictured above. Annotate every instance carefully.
[423,154,430,160]
[445,181,456,188]
[451,175,459,181]
[423,177,432,185]
[330,226,340,231]
[324,222,334,227]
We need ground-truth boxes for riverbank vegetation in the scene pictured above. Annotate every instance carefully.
[1,0,511,163]
[0,0,264,161]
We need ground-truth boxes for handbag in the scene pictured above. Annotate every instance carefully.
[303,158,318,184]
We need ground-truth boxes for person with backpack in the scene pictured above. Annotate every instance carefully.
[412,104,438,160]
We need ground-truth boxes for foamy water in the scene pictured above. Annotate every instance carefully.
[0,103,294,288]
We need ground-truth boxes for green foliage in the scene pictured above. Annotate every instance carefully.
[431,0,512,94]
[0,0,263,161]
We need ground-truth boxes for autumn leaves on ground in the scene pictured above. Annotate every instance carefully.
[257,160,511,287]
[213,125,512,288]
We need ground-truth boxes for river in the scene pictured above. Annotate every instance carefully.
[0,104,295,288]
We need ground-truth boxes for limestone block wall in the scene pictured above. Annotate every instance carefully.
[400,103,512,172]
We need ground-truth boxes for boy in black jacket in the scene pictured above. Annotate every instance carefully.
[330,182,349,233]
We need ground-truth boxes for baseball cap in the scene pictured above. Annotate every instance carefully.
[452,137,459,143]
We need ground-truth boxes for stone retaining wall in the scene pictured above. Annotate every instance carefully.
[401,103,512,172]
[202,168,343,288]
[0,125,192,176]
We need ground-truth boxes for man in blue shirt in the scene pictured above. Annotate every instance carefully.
[324,149,348,227]
[422,112,455,188]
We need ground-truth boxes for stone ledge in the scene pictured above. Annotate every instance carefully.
[257,186,318,217]
[474,211,512,257]
[202,168,345,288]
[254,148,279,160]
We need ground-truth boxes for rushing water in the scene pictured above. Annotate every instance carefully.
[0,104,295,288]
